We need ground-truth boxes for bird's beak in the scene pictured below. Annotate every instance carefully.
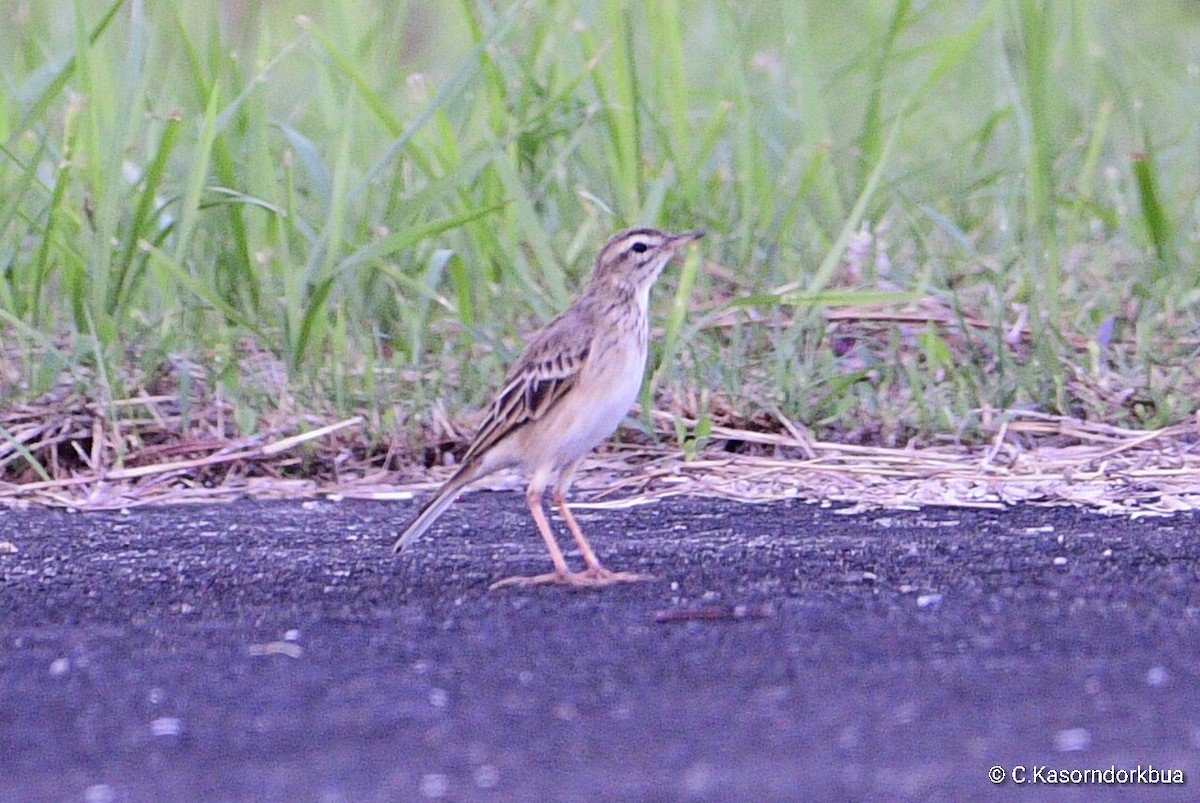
[669,230,705,247]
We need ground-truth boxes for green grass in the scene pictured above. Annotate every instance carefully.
[2,0,1200,474]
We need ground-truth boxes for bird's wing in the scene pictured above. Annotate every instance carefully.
[461,313,593,464]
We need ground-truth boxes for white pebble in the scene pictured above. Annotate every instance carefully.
[1053,727,1091,752]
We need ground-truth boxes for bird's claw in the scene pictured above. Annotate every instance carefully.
[489,567,654,590]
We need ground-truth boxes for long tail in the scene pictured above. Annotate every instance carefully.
[392,462,481,553]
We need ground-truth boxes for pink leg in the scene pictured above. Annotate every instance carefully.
[490,465,655,590]
[552,462,653,586]
[490,485,572,589]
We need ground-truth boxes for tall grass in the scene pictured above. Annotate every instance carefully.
[2,0,1198,463]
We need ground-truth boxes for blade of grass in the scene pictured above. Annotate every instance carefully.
[1132,136,1173,268]
[650,239,703,392]
[171,82,220,266]
[1016,0,1060,324]
[0,423,54,482]
[773,113,903,298]
[113,111,182,312]
[9,0,126,144]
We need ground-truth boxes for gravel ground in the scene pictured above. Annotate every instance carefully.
[2,496,1198,802]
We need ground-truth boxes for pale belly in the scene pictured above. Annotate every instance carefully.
[511,341,645,473]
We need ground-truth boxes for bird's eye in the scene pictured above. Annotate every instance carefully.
[631,242,648,253]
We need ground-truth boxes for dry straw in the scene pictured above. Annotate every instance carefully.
[3,390,1197,517]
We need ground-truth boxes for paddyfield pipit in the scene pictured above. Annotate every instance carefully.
[393,227,704,588]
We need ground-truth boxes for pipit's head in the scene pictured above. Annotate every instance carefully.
[591,227,704,291]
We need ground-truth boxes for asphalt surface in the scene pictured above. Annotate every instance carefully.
[2,495,1199,802]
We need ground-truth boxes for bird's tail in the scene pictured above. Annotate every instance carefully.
[392,462,480,553]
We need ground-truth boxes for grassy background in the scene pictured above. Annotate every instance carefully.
[2,0,1200,477]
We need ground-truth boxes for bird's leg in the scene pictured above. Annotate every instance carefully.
[489,485,574,589]
[551,464,653,586]
[526,485,571,576]
[489,472,654,590]
[551,489,604,573]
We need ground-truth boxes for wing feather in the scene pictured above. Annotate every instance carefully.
[461,316,592,464]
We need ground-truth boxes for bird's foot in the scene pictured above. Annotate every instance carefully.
[489,566,654,590]
[583,567,656,586]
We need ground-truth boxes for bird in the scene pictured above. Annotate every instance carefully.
[392,227,704,588]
